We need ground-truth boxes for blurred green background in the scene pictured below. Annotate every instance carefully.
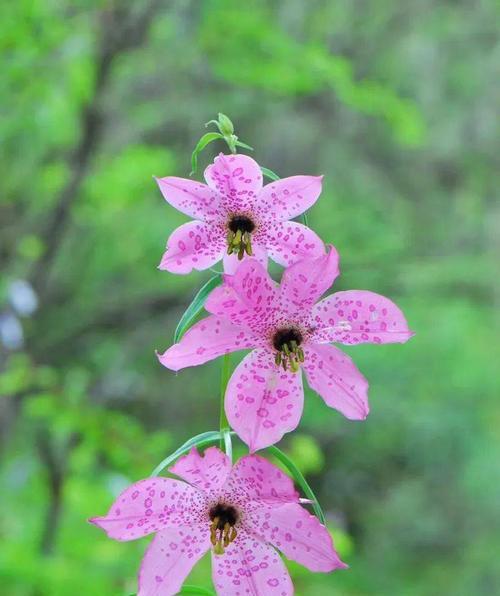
[1,1,499,595]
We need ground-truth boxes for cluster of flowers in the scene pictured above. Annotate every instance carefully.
[91,150,413,595]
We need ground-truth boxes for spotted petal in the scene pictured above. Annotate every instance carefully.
[138,525,210,596]
[204,153,263,212]
[312,290,414,345]
[225,349,304,452]
[155,176,225,222]
[246,502,347,572]
[255,175,323,222]
[222,243,268,274]
[226,454,299,505]
[303,343,369,420]
[169,447,231,494]
[159,220,225,274]
[89,478,206,541]
[158,315,262,372]
[211,531,293,596]
[205,258,279,334]
[279,244,339,313]
[263,220,325,267]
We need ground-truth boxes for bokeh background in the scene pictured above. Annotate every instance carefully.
[1,1,499,595]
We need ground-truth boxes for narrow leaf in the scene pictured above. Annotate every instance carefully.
[150,431,220,477]
[174,275,222,343]
[150,431,236,477]
[190,132,224,175]
[301,211,309,227]
[260,166,281,181]
[234,139,254,151]
[179,586,216,595]
[266,445,327,525]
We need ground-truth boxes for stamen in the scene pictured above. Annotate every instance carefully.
[209,503,239,556]
[226,214,255,260]
[272,327,304,373]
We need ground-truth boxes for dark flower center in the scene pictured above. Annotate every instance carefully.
[209,502,239,555]
[226,215,255,260]
[272,327,304,372]
[228,215,255,234]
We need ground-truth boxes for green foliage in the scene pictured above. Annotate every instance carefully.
[1,0,499,595]
[174,275,222,343]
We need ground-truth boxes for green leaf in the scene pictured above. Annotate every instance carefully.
[234,139,254,151]
[301,211,309,227]
[150,431,235,477]
[260,166,280,181]
[190,132,224,175]
[174,275,222,343]
[179,586,216,595]
[266,445,327,525]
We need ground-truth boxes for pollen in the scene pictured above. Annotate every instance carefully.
[272,327,304,372]
[226,215,255,260]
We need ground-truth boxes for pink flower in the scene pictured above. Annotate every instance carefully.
[158,247,414,451]
[155,153,325,274]
[90,447,345,595]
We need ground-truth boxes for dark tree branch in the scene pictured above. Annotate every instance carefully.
[29,1,163,299]
[36,430,80,555]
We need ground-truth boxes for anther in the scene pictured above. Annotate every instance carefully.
[209,503,239,555]
[272,327,304,373]
[226,215,255,260]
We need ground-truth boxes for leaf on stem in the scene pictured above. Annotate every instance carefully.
[150,431,236,477]
[266,445,327,526]
[190,132,224,175]
[260,166,281,181]
[174,275,222,343]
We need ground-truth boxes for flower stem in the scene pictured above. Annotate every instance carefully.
[219,354,231,457]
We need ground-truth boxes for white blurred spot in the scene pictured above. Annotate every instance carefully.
[8,279,38,316]
[0,313,24,349]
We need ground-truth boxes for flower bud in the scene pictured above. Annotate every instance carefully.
[218,113,234,136]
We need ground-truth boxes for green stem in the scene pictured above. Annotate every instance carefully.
[219,354,231,451]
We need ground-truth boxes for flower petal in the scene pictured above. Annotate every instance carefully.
[225,349,304,452]
[263,220,325,267]
[223,243,268,274]
[255,175,323,222]
[169,447,231,493]
[159,221,225,274]
[155,176,225,222]
[204,153,263,211]
[279,244,339,312]
[157,315,261,372]
[89,478,206,541]
[303,343,369,420]
[205,259,279,334]
[226,454,299,505]
[246,502,347,573]
[211,531,293,596]
[312,290,414,345]
[138,525,210,596]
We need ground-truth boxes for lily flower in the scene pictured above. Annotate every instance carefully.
[155,153,325,273]
[90,447,345,595]
[158,248,414,451]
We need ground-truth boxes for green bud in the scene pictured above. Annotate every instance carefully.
[218,113,234,136]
